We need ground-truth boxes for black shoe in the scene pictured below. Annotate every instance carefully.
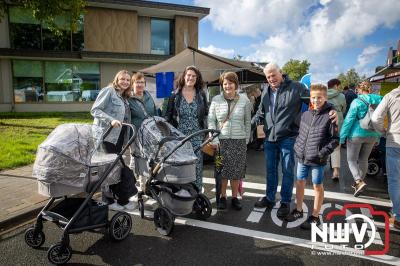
[285,209,303,222]
[300,215,321,230]
[217,197,227,210]
[277,203,290,218]
[231,197,242,210]
[254,197,275,209]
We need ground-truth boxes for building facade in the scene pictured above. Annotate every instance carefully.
[0,0,209,112]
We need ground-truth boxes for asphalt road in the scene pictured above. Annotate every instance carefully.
[0,147,399,265]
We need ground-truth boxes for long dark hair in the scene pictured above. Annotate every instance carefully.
[175,65,205,93]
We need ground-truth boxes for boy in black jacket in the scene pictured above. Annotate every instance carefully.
[286,84,339,229]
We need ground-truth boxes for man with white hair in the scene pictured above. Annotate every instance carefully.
[371,85,400,229]
[253,63,337,218]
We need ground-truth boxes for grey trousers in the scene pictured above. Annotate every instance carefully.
[346,137,377,181]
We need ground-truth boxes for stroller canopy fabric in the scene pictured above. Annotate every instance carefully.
[132,117,198,165]
[33,123,119,187]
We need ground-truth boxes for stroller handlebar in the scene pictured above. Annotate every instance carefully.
[102,123,137,154]
[151,129,221,176]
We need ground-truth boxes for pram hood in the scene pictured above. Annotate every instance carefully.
[33,123,121,188]
[132,117,198,165]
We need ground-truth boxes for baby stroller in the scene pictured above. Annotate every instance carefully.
[367,138,386,177]
[26,123,136,265]
[131,117,220,236]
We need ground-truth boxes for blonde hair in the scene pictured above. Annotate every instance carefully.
[219,71,239,89]
[111,70,131,98]
[357,81,372,93]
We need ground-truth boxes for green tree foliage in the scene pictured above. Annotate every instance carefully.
[337,68,363,88]
[282,59,311,81]
[0,0,86,34]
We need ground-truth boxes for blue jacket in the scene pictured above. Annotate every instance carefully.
[340,94,383,143]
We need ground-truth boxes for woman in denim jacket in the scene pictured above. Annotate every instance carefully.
[91,70,134,211]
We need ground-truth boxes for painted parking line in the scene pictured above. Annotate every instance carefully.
[126,208,400,266]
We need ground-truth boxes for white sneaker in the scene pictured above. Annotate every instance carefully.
[123,201,137,210]
[129,194,139,202]
[108,202,124,211]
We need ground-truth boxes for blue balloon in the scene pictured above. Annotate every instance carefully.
[300,73,311,89]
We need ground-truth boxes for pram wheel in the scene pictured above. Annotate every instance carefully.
[47,242,72,265]
[138,199,145,219]
[109,211,132,241]
[193,194,212,220]
[154,207,174,236]
[367,159,380,176]
[24,227,45,248]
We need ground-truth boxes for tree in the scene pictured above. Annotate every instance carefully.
[0,0,86,34]
[282,59,311,81]
[337,68,363,88]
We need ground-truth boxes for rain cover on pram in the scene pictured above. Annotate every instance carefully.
[33,123,121,197]
[132,117,198,184]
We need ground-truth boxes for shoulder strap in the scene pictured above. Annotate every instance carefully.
[219,95,239,130]
[358,97,369,106]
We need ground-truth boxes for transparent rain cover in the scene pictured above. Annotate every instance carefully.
[132,117,198,165]
[32,123,120,187]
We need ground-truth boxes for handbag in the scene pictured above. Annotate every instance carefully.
[201,96,239,156]
[256,124,265,139]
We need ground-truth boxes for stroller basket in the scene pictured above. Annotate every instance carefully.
[47,198,108,229]
[159,184,197,216]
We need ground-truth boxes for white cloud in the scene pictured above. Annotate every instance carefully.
[355,45,384,71]
[196,0,400,82]
[199,44,235,58]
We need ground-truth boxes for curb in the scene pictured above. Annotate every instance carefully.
[0,203,46,235]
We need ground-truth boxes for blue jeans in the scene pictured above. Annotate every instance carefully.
[296,162,324,185]
[386,147,400,222]
[264,137,295,203]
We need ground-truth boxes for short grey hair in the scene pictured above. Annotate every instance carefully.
[263,62,281,73]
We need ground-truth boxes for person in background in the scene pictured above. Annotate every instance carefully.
[128,72,157,193]
[164,66,208,191]
[371,85,400,229]
[286,84,339,229]
[343,83,357,115]
[91,69,135,211]
[208,72,251,210]
[327,78,346,180]
[340,81,383,197]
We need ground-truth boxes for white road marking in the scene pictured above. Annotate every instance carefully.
[203,177,392,208]
[126,209,400,265]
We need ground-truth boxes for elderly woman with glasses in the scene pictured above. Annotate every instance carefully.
[128,72,157,193]
[164,66,208,191]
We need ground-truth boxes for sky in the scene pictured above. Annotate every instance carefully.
[153,0,400,83]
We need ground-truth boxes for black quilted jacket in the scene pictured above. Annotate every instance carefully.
[294,103,339,166]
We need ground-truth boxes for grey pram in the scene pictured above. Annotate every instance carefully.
[26,123,136,265]
[132,117,220,236]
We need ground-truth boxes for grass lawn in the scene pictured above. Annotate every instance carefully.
[0,112,93,170]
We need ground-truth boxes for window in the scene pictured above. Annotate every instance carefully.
[44,62,100,102]
[151,19,173,55]
[9,7,41,50]
[9,7,84,51]
[12,60,100,103]
[13,60,44,103]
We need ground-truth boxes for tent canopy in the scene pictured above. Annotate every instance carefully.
[140,46,266,85]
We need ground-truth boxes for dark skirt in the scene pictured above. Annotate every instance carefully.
[220,139,247,180]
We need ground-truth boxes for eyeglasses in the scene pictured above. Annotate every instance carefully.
[134,81,145,84]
